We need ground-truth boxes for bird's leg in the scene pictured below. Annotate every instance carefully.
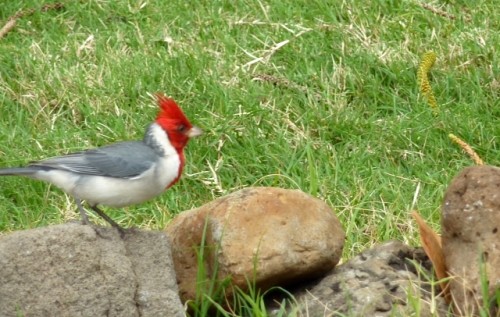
[75,198,91,225]
[89,205,126,236]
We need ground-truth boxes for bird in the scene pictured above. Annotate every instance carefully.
[0,94,202,233]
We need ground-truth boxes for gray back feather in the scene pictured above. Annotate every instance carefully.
[29,141,158,178]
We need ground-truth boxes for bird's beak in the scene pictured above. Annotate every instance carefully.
[187,126,203,138]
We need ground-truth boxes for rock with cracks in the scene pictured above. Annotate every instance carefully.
[290,241,449,317]
[165,187,345,303]
[442,165,500,316]
[0,223,184,317]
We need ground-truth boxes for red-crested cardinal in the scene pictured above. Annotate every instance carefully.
[0,94,202,232]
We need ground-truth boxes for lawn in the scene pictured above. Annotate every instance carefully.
[0,0,499,313]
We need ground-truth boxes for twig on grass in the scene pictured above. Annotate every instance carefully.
[419,3,456,20]
[252,73,322,101]
[0,2,64,39]
[419,3,471,22]
[0,19,17,39]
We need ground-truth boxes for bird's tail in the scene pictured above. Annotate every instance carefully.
[0,167,42,176]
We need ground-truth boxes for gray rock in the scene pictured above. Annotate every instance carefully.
[289,241,449,317]
[0,223,184,317]
[442,166,500,316]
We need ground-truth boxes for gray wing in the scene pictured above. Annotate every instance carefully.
[29,141,158,178]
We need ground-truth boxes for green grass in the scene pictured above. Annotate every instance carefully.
[0,0,499,315]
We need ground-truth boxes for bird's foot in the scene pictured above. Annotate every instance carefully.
[114,225,127,239]
[89,205,127,239]
[80,217,91,226]
[75,199,91,225]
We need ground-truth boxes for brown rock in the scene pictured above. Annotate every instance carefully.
[442,166,500,316]
[0,223,184,317]
[165,187,345,303]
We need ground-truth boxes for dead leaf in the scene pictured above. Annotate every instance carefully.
[412,210,450,303]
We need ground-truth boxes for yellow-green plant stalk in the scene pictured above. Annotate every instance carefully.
[448,133,484,165]
[417,51,438,112]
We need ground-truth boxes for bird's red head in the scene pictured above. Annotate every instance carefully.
[155,94,202,151]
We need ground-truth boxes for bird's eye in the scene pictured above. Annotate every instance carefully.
[177,124,186,132]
